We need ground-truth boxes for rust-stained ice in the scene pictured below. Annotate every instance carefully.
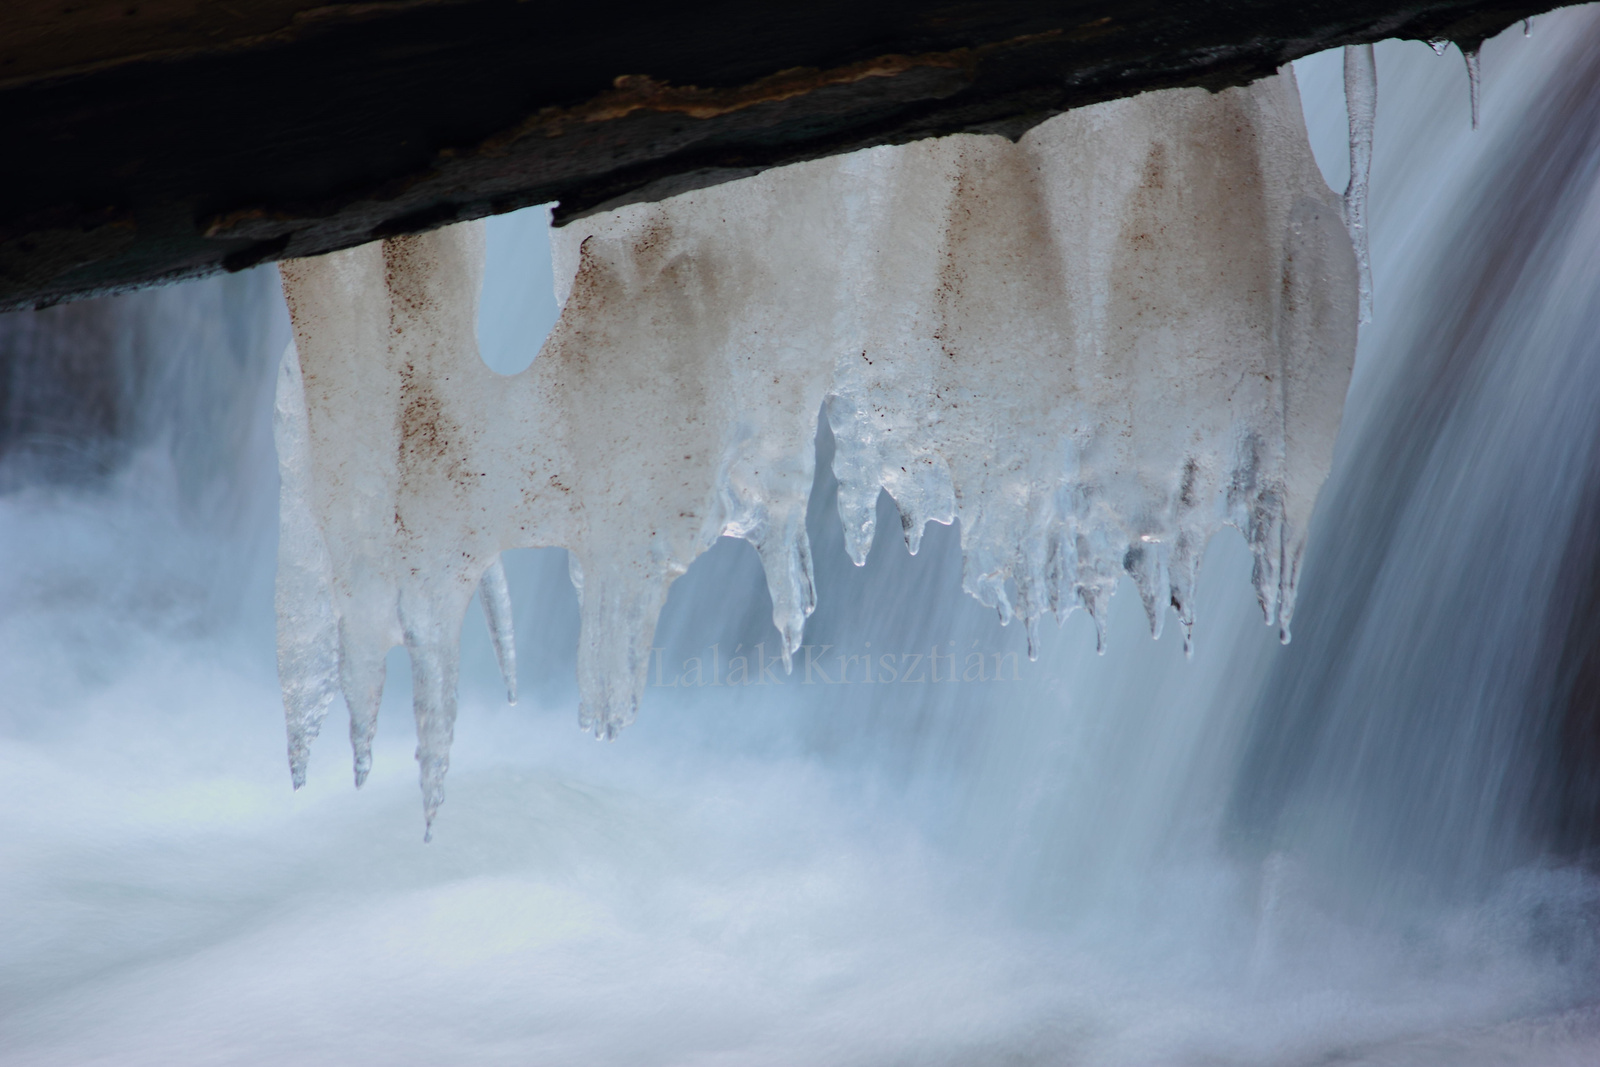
[276,69,1357,831]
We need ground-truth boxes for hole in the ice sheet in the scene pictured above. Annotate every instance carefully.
[477,204,559,376]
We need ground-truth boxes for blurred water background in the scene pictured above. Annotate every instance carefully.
[3,13,1600,1064]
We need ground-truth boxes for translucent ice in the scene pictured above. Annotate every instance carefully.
[479,558,517,705]
[277,70,1357,823]
[273,337,339,792]
[278,233,499,834]
[1343,45,1377,323]
[1464,46,1483,129]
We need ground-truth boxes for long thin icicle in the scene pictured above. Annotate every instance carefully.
[479,557,518,704]
[1463,46,1482,129]
[276,70,1358,827]
[1343,44,1377,324]
[273,340,339,790]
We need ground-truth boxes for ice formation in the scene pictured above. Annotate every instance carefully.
[1464,46,1483,129]
[1343,45,1377,323]
[276,70,1357,828]
[1432,37,1488,131]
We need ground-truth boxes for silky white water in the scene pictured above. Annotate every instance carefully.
[3,15,1600,1065]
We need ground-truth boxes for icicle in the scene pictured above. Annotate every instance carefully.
[280,226,493,814]
[1084,589,1111,656]
[343,649,383,788]
[408,635,460,841]
[276,69,1357,830]
[1524,18,1532,36]
[1343,44,1377,324]
[1170,533,1199,659]
[273,340,340,790]
[1463,46,1482,129]
[479,557,517,703]
[1044,525,1078,627]
[1126,540,1168,640]
[1428,38,1450,56]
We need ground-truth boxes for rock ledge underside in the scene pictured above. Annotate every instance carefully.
[0,0,1554,310]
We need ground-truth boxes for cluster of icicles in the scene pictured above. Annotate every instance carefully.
[276,66,1368,834]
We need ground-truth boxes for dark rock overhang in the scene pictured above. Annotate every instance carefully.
[0,0,1557,311]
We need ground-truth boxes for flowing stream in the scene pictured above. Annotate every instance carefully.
[3,14,1600,1065]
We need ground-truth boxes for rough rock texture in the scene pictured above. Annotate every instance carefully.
[1,0,1553,311]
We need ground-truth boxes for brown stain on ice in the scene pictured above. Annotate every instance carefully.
[1107,90,1273,389]
[398,361,450,463]
[932,138,1073,388]
[384,234,475,529]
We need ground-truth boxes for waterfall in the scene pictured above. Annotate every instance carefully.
[2,10,1599,1064]
[1235,18,1600,909]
